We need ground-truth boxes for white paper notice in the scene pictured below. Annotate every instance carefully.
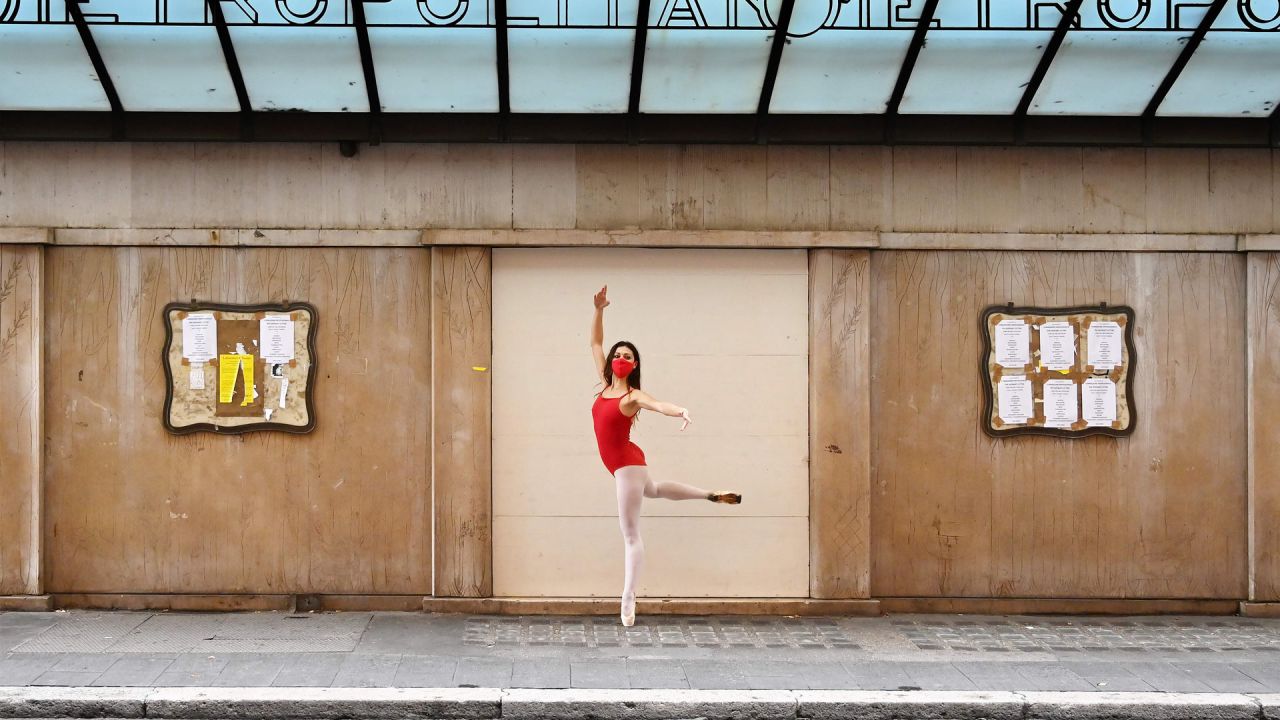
[1043,379,1079,428]
[1087,321,1122,370]
[260,316,295,364]
[189,365,205,390]
[182,313,217,363]
[997,376,1033,425]
[278,377,289,409]
[994,319,1030,368]
[1082,377,1118,426]
[1040,321,1076,370]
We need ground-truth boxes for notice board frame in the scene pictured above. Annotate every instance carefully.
[161,300,319,435]
[979,303,1137,440]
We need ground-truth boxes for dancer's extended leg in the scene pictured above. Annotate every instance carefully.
[614,465,647,625]
[642,473,713,501]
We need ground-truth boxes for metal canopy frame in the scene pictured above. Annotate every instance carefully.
[351,0,382,144]
[4,4,1279,148]
[755,0,796,140]
[206,0,253,140]
[1141,0,1228,142]
[883,0,939,143]
[1013,0,1084,142]
[0,110,1272,146]
[627,0,653,140]
[66,0,122,137]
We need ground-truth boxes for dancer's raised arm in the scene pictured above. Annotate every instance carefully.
[591,285,609,383]
[630,389,692,431]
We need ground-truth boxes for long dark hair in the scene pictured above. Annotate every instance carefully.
[601,340,641,392]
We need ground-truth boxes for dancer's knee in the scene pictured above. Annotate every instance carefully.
[643,481,659,499]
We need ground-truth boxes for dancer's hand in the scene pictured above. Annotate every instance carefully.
[678,408,691,431]
[594,285,610,309]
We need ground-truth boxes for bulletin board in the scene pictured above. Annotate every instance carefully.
[980,304,1136,439]
[161,301,318,434]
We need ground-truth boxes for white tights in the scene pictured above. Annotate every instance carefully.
[613,465,710,613]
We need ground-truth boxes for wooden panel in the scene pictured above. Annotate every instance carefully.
[431,247,493,598]
[1209,149,1274,234]
[877,232,1236,252]
[513,145,576,229]
[871,251,1247,598]
[703,146,768,229]
[767,147,830,231]
[830,146,893,231]
[0,245,42,594]
[43,247,432,594]
[55,228,422,247]
[424,229,877,247]
[1145,149,1212,233]
[954,147,1020,233]
[1017,148,1086,233]
[1250,252,1280,600]
[575,145,640,229]
[891,147,958,232]
[1081,148,1146,233]
[0,228,50,245]
[129,143,198,229]
[1274,149,1280,233]
[637,146,706,230]
[1,142,1276,234]
[809,249,871,599]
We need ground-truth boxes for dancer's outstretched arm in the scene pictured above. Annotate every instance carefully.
[631,389,692,431]
[591,285,608,382]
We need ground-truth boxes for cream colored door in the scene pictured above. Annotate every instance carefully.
[492,248,809,597]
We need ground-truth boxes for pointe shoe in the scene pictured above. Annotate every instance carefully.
[620,596,636,627]
[707,491,742,504]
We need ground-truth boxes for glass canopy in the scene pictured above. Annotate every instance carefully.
[0,0,1275,119]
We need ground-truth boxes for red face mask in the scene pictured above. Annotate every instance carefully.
[611,358,635,379]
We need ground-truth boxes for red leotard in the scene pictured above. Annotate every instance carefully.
[592,392,647,475]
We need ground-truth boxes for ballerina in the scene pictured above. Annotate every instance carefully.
[589,285,741,627]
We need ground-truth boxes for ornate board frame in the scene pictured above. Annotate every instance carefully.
[980,304,1137,439]
[162,301,318,435]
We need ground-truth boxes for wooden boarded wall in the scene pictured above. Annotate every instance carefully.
[0,244,42,595]
[809,249,871,599]
[1250,252,1280,601]
[870,251,1247,599]
[43,247,432,594]
[432,247,493,598]
[0,143,1275,235]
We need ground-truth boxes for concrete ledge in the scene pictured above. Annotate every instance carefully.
[0,596,52,612]
[878,233,1239,252]
[422,229,880,249]
[0,687,145,718]
[877,598,1239,616]
[797,690,1024,720]
[0,688,1270,720]
[145,688,501,719]
[1252,693,1280,719]
[503,689,796,720]
[1021,691,1260,720]
[421,598,882,616]
[51,229,423,247]
[0,228,50,245]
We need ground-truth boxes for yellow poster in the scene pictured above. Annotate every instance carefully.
[218,354,254,404]
[239,357,254,406]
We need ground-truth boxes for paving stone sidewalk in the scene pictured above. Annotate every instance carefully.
[6,611,1280,692]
